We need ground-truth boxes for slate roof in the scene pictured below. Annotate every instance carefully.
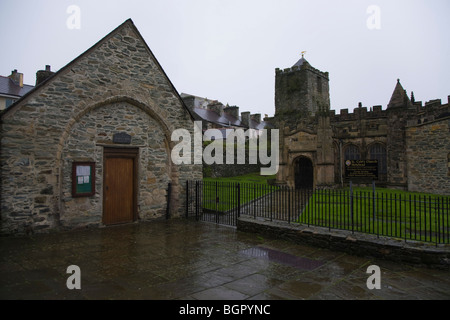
[1,19,196,121]
[193,107,268,130]
[0,76,34,98]
[292,57,308,68]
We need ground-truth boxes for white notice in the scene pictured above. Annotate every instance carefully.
[76,165,90,177]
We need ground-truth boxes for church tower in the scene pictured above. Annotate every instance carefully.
[273,54,334,188]
[274,53,330,127]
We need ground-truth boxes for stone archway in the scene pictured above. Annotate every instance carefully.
[56,97,179,228]
[294,157,314,189]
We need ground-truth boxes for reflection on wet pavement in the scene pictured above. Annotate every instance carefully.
[1,219,449,300]
[240,246,324,270]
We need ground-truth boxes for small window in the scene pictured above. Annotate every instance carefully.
[369,143,387,174]
[344,145,360,161]
[72,162,95,197]
[5,99,16,108]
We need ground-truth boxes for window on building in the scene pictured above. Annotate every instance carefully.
[5,99,16,108]
[369,143,387,174]
[344,145,360,161]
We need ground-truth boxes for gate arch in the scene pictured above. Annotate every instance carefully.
[294,156,314,189]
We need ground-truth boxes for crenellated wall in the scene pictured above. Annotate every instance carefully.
[275,60,330,126]
[273,57,450,194]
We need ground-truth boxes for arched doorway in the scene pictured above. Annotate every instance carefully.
[294,157,314,189]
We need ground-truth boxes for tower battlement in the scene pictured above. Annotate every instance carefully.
[331,95,449,123]
[332,104,387,121]
[275,64,329,80]
[274,58,330,123]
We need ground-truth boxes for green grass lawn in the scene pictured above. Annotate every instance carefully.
[299,187,450,243]
[203,172,276,184]
[200,174,450,243]
[202,173,277,212]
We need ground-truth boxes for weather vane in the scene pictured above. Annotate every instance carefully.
[301,51,307,58]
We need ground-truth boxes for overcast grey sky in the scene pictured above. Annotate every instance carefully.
[1,0,449,117]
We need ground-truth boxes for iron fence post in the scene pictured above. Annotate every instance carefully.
[185,180,189,219]
[350,181,354,234]
[237,183,241,218]
[195,180,199,221]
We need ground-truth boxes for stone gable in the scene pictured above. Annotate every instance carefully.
[1,19,202,235]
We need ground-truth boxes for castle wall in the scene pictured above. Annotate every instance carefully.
[331,106,388,184]
[276,89,449,192]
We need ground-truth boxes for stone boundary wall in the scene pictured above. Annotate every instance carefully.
[237,216,450,270]
[203,148,266,178]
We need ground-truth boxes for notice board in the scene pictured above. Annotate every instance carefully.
[345,160,378,180]
[72,162,95,197]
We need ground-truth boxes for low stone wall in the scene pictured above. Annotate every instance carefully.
[202,149,265,178]
[237,216,450,270]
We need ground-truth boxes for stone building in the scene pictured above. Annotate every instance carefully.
[180,93,268,138]
[0,19,202,235]
[0,69,34,110]
[272,56,450,195]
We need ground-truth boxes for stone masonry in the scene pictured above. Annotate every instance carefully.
[406,118,450,195]
[270,57,450,194]
[0,19,202,235]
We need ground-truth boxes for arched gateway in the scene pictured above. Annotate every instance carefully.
[294,157,314,189]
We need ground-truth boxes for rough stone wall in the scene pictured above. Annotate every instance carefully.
[0,20,202,235]
[273,60,449,193]
[406,117,450,195]
[386,108,411,189]
[203,150,264,178]
[60,102,171,228]
[276,126,317,188]
[331,109,388,184]
[238,217,450,269]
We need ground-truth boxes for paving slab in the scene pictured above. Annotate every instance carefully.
[1,219,449,301]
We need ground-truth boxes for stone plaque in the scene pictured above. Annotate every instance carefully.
[113,132,132,144]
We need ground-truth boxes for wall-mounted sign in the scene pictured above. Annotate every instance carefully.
[72,162,95,197]
[113,132,132,144]
[345,160,378,179]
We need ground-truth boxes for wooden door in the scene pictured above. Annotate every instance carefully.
[103,148,138,225]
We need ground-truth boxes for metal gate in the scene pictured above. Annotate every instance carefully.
[185,180,241,226]
[184,180,308,227]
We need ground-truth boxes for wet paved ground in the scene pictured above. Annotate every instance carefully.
[1,219,449,300]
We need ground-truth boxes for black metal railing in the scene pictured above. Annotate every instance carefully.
[185,180,450,244]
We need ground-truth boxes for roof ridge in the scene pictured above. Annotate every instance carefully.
[1,18,195,120]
